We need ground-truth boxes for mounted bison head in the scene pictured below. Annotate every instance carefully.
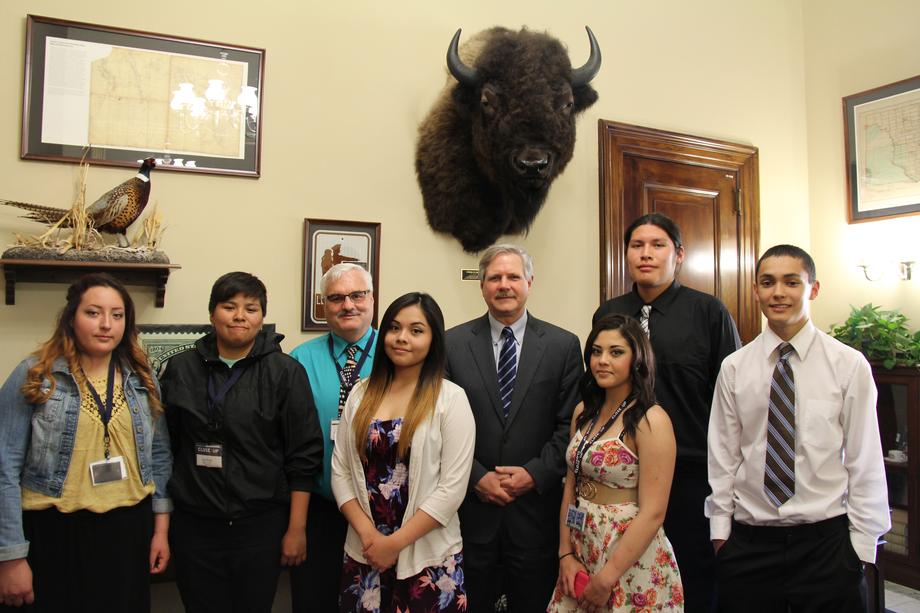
[416,26,600,253]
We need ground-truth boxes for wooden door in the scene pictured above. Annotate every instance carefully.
[599,121,761,343]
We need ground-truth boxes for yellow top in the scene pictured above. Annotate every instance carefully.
[22,375,154,513]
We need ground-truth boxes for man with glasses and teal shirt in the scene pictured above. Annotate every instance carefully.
[289,263,377,612]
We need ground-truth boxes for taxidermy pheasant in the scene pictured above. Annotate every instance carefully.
[0,158,156,247]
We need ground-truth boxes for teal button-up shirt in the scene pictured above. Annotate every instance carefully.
[290,327,376,501]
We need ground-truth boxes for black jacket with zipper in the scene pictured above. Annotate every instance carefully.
[162,330,323,520]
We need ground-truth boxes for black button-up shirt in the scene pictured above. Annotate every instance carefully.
[593,281,741,467]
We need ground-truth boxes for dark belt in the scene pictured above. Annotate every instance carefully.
[731,514,848,542]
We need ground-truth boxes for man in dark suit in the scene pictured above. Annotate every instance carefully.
[446,244,583,613]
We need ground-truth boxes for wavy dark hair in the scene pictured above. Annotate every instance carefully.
[352,292,446,461]
[22,273,161,415]
[576,314,656,440]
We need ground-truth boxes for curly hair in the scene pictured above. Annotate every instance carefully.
[21,273,162,416]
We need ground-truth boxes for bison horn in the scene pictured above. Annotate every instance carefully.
[571,26,602,87]
[446,29,479,87]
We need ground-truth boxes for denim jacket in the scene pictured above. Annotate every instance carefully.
[0,357,173,561]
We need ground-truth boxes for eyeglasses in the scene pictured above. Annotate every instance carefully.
[325,290,371,305]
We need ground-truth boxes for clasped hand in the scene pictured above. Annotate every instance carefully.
[362,531,401,572]
[475,466,535,506]
[577,570,616,613]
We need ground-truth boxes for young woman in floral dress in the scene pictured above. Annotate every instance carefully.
[332,292,475,612]
[548,314,683,612]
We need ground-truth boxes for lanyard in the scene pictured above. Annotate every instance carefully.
[327,330,375,390]
[83,359,117,460]
[206,364,247,429]
[572,397,630,503]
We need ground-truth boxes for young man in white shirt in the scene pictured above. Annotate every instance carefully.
[706,244,889,612]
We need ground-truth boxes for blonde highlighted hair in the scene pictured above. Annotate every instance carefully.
[352,292,446,462]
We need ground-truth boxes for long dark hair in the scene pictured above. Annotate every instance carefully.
[352,292,446,461]
[576,314,656,439]
[623,213,683,251]
[22,273,162,415]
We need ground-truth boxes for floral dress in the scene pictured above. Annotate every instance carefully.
[340,418,467,612]
[547,431,683,612]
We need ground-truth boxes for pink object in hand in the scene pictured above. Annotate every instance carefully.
[574,570,590,598]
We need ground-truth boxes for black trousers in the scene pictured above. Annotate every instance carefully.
[170,505,288,613]
[463,528,557,613]
[716,515,867,613]
[0,498,153,613]
[664,464,716,613]
[289,494,348,612]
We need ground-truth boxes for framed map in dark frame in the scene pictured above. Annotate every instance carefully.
[844,74,920,222]
[22,15,265,177]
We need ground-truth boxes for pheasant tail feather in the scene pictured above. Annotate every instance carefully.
[0,200,70,224]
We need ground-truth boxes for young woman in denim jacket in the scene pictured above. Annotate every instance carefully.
[0,274,172,611]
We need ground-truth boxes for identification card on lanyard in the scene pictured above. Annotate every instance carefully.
[195,444,224,468]
[566,503,587,531]
[89,456,127,485]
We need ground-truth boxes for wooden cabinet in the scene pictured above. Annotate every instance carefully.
[876,365,920,589]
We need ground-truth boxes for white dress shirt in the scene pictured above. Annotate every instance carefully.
[706,320,890,563]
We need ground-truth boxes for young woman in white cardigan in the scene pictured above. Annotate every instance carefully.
[332,292,475,612]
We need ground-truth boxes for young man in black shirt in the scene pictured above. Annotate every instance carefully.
[593,214,740,612]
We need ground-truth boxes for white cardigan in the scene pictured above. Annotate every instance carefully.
[331,378,475,578]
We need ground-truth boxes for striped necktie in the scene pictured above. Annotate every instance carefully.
[639,305,651,337]
[338,344,359,410]
[497,327,518,419]
[764,342,796,506]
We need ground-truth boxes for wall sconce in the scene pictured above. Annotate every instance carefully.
[857,260,915,281]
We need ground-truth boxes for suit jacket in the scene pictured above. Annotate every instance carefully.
[445,312,583,549]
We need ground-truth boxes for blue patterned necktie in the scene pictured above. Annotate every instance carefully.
[497,327,518,419]
[765,342,796,506]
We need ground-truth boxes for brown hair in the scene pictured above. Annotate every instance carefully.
[352,292,445,462]
[22,273,162,416]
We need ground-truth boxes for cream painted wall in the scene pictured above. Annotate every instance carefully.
[0,0,810,378]
[804,0,920,332]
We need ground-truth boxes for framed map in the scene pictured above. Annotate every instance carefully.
[844,74,920,222]
[21,15,264,177]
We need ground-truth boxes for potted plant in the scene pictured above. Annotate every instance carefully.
[829,304,920,369]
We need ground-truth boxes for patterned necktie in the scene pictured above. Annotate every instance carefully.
[338,345,359,410]
[497,327,518,419]
[639,305,652,337]
[764,342,796,506]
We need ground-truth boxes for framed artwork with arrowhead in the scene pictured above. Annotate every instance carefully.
[21,15,265,177]
[302,218,381,332]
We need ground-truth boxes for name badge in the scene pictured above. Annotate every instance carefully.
[89,456,127,486]
[330,419,341,442]
[566,504,587,532]
[196,444,223,468]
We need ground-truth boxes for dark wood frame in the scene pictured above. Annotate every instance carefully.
[844,74,920,223]
[22,15,265,177]
[874,365,920,590]
[301,219,380,332]
[598,120,761,343]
